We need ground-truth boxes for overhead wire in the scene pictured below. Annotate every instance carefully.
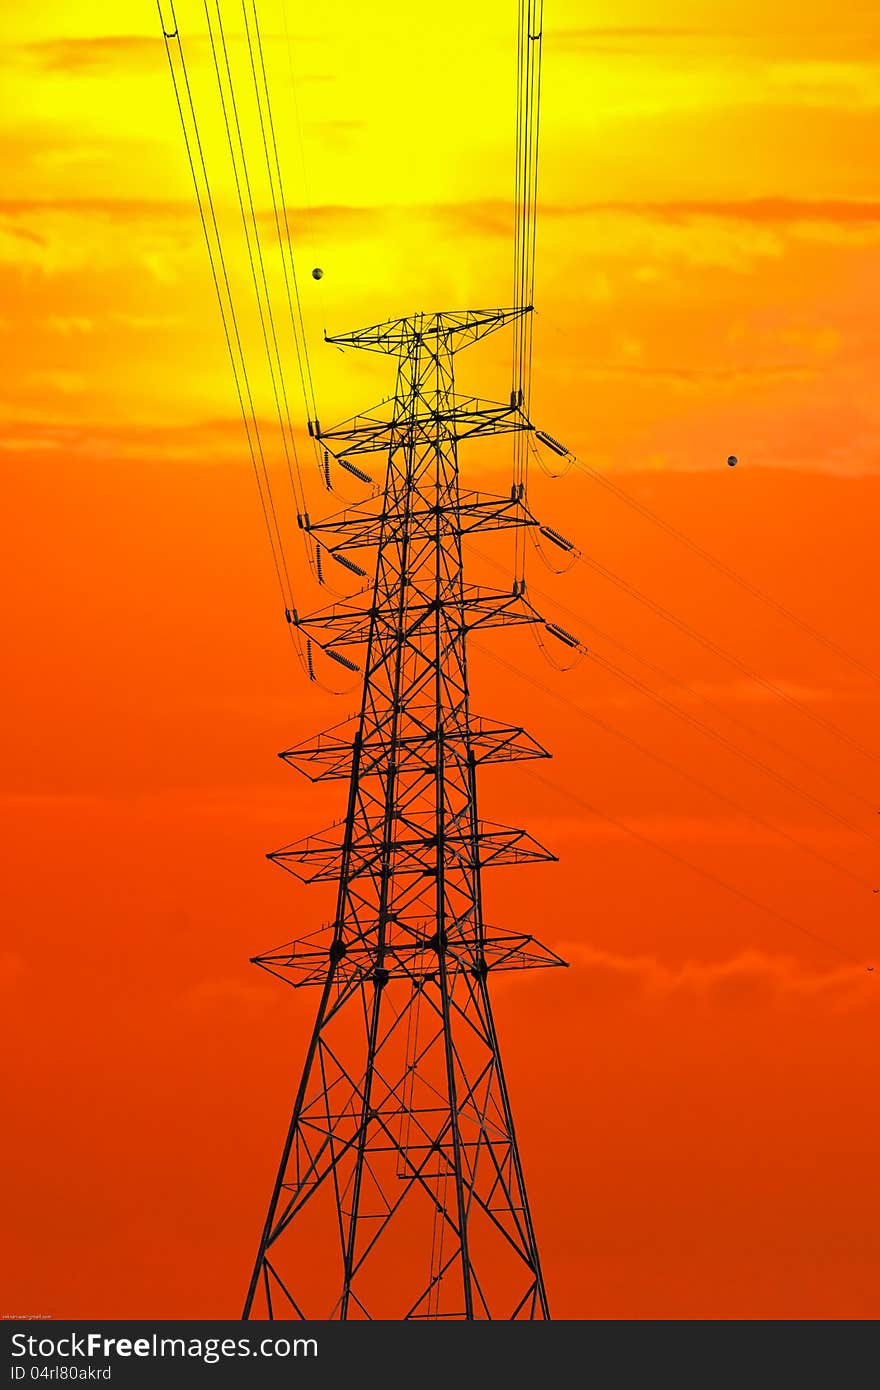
[536,433,880,689]
[161,2,874,957]
[569,607,880,818]
[244,0,321,431]
[479,531,880,814]
[205,0,308,520]
[207,2,346,610]
[212,1,368,615]
[510,441,880,769]
[158,4,300,633]
[511,0,544,583]
[280,0,320,271]
[159,1,340,688]
[490,643,874,891]
[520,766,870,970]
[469,542,880,848]
[587,648,880,852]
[577,550,880,764]
[242,0,334,581]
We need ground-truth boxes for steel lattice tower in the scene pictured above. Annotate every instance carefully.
[243,307,566,1321]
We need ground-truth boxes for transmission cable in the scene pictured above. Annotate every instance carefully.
[478,641,877,893]
[244,1,321,432]
[547,439,880,689]
[159,2,322,685]
[520,766,870,970]
[205,1,308,522]
[473,541,880,823]
[159,6,297,621]
[511,0,544,582]
[577,549,880,764]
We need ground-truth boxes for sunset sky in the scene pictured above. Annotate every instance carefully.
[2,0,880,1318]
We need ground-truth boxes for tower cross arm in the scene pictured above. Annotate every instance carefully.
[324,306,532,357]
[318,398,533,461]
[309,489,538,552]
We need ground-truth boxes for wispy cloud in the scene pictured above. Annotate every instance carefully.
[560,198,880,226]
[16,36,163,75]
[0,416,260,464]
[558,944,875,1009]
[573,362,816,385]
[1,193,878,241]
[176,975,276,1018]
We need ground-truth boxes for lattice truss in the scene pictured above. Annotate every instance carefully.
[244,309,566,1321]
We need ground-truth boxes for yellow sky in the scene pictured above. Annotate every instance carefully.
[1,0,879,477]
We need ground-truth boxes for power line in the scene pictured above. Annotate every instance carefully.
[476,642,876,892]
[521,766,869,970]
[568,606,880,817]
[579,549,880,764]
[205,0,308,518]
[244,0,320,428]
[589,646,880,849]
[563,449,880,689]
[511,0,544,581]
[471,542,880,839]
[159,5,297,621]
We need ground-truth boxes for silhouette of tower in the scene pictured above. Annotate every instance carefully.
[243,307,566,1321]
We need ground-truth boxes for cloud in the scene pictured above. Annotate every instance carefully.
[16,36,163,75]
[176,976,274,1020]
[573,362,816,386]
[25,369,87,396]
[0,197,184,220]
[559,28,712,40]
[554,28,880,64]
[7,31,329,79]
[417,199,880,269]
[47,315,94,335]
[561,198,880,226]
[553,27,725,58]
[666,677,860,708]
[1,193,878,246]
[0,416,262,465]
[557,944,875,1009]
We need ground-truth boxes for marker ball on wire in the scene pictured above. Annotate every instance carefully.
[312,267,324,280]
[727,455,738,467]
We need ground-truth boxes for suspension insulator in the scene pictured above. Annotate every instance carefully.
[297,512,311,531]
[306,639,315,680]
[545,622,582,650]
[325,647,360,673]
[315,545,324,584]
[340,458,372,484]
[323,450,332,489]
[535,430,569,457]
[540,525,575,552]
[332,551,367,578]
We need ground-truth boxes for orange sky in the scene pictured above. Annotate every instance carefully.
[2,1,879,1319]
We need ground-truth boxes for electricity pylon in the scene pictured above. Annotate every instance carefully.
[243,307,568,1321]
